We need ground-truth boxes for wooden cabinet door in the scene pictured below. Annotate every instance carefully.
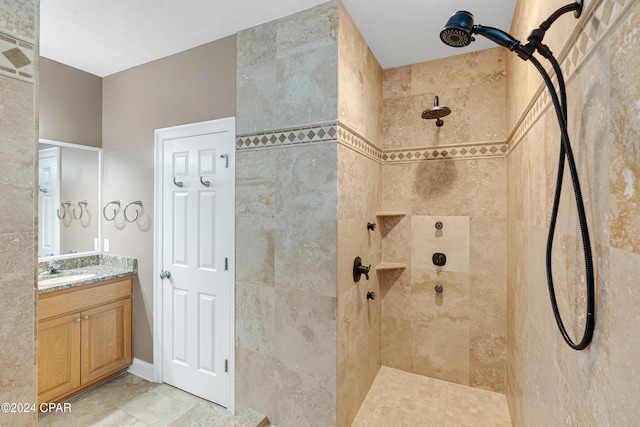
[81,298,132,385]
[38,312,81,404]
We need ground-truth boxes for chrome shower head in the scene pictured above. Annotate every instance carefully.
[422,96,451,127]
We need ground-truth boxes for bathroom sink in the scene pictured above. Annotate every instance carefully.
[38,273,96,286]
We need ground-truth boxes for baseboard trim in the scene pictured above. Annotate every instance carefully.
[128,358,157,382]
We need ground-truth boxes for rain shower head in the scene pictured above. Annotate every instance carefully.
[422,96,451,127]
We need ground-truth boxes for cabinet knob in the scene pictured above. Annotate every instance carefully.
[75,318,81,323]
[83,315,89,320]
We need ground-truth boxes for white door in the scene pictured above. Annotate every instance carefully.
[38,147,60,257]
[157,119,234,407]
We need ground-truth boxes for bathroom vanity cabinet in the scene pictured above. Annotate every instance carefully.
[37,276,133,405]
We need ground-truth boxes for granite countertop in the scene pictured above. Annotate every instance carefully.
[38,254,137,294]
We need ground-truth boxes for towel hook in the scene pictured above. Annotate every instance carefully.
[124,201,143,222]
[200,176,211,187]
[56,201,71,220]
[72,200,88,220]
[102,201,121,221]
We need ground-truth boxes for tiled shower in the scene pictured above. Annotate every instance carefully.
[233,0,640,425]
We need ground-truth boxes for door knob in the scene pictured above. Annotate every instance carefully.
[160,270,172,279]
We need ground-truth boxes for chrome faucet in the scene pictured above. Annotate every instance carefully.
[50,262,62,274]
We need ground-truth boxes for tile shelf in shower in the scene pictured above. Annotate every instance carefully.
[375,262,407,271]
[375,212,407,217]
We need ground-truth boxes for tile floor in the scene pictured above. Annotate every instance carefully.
[351,366,512,427]
[40,367,512,427]
[38,373,266,427]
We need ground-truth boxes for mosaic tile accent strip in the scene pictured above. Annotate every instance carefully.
[236,122,338,150]
[238,122,506,163]
[383,141,508,163]
[508,0,631,153]
[0,31,35,83]
[337,123,384,162]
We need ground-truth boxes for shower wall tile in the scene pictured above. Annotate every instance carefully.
[507,0,640,422]
[337,281,381,427]
[276,0,337,58]
[338,2,383,147]
[236,60,278,136]
[381,315,412,372]
[0,76,35,235]
[235,1,338,135]
[275,44,338,129]
[235,4,340,423]
[236,20,276,69]
[235,281,275,355]
[273,142,337,297]
[0,4,37,425]
[382,48,506,151]
[336,145,382,426]
[0,232,36,424]
[0,0,36,42]
[381,49,507,394]
[381,163,412,213]
[609,8,640,256]
[235,141,338,427]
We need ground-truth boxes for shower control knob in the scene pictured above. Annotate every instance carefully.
[432,252,447,267]
[435,284,443,293]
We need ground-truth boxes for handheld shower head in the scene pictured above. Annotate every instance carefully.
[440,11,474,47]
[440,11,523,52]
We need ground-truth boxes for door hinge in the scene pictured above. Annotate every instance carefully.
[225,257,228,271]
[220,154,229,168]
[225,359,229,373]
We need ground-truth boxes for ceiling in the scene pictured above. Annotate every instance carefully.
[40,0,517,78]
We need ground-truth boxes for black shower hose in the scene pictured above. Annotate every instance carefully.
[528,54,595,350]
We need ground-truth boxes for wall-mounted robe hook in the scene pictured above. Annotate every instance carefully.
[72,200,88,220]
[103,201,121,221]
[200,176,211,187]
[173,177,184,188]
[57,201,71,220]
[124,201,143,222]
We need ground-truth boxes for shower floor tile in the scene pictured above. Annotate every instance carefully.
[352,366,512,427]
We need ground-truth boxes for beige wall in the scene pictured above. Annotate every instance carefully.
[336,4,383,426]
[380,48,508,393]
[235,2,339,425]
[39,57,102,147]
[0,0,38,425]
[101,36,236,363]
[506,0,640,424]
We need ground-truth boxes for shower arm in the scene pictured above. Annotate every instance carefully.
[467,2,583,61]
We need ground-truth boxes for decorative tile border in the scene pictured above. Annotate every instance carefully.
[383,141,508,163]
[508,0,631,153]
[238,121,507,163]
[236,122,338,150]
[0,31,35,83]
[337,123,384,162]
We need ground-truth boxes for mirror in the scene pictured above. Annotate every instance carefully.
[38,139,102,259]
